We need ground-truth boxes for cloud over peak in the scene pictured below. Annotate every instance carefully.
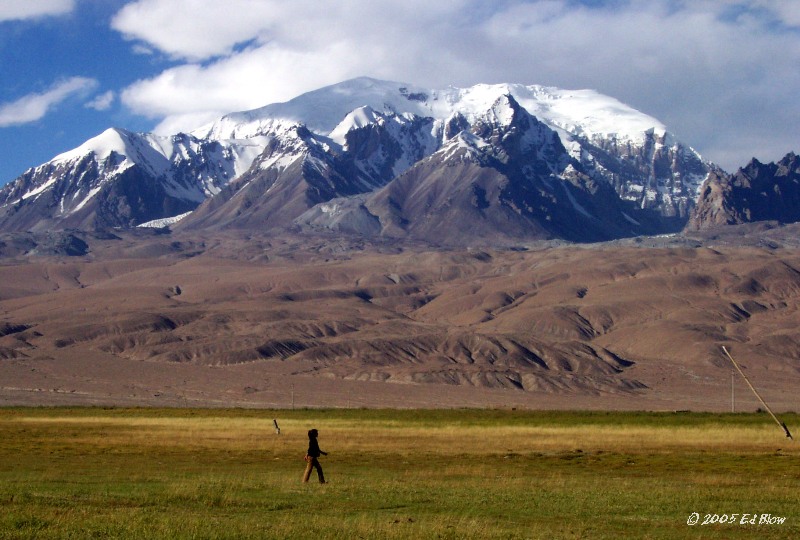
[0,77,98,127]
[0,0,75,22]
[111,0,278,61]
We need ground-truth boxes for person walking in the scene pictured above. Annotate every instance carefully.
[302,428,327,483]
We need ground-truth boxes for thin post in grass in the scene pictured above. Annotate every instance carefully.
[722,346,793,440]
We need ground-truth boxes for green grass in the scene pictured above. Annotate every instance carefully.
[0,408,797,539]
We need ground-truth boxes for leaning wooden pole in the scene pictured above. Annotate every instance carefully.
[722,346,793,440]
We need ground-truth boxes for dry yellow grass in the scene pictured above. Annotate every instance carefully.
[15,412,798,454]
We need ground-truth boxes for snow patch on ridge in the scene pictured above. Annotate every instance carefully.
[138,211,193,228]
[71,185,104,213]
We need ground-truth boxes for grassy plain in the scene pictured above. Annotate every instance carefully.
[0,408,798,539]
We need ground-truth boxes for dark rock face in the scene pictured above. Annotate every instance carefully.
[577,130,709,220]
[0,159,198,232]
[0,231,91,257]
[688,152,800,230]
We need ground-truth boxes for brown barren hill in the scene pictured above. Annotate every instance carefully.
[0,230,798,412]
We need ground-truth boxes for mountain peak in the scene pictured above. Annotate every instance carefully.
[689,153,800,230]
[329,105,383,145]
[486,93,522,126]
[53,127,134,164]
[778,151,799,169]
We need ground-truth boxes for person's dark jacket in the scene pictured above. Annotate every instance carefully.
[307,437,323,458]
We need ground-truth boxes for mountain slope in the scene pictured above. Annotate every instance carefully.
[688,152,800,229]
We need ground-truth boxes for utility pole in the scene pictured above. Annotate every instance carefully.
[722,346,793,440]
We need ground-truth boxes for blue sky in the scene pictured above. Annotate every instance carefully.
[1,0,799,185]
[0,1,160,181]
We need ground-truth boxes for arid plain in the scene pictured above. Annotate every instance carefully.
[1,226,799,412]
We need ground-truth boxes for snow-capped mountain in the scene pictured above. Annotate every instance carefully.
[0,127,266,231]
[0,77,715,242]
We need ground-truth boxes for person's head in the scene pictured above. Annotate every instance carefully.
[308,428,318,439]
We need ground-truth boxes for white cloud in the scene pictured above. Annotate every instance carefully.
[85,90,115,111]
[121,40,375,133]
[752,0,800,27]
[0,77,98,127]
[113,0,800,171]
[111,0,469,61]
[111,0,278,61]
[0,0,74,21]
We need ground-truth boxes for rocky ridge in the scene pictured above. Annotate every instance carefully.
[689,152,800,230]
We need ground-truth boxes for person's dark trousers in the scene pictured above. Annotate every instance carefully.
[303,457,325,483]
